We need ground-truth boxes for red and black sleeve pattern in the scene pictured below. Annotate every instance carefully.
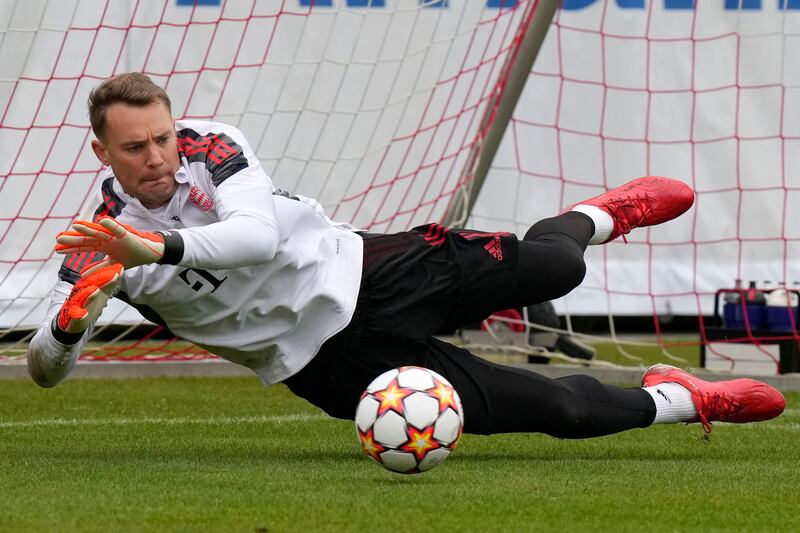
[177,128,249,187]
[57,177,125,284]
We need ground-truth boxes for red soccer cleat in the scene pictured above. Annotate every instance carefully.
[567,176,695,243]
[642,364,786,433]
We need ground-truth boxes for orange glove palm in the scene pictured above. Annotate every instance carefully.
[57,263,124,334]
[55,217,165,269]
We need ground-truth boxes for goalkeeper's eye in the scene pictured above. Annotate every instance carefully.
[127,144,143,153]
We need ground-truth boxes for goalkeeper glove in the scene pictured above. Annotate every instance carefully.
[55,263,123,336]
[55,216,181,268]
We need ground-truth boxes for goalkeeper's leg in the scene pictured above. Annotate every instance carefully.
[284,334,656,438]
[422,337,656,437]
[284,334,783,436]
[510,211,593,305]
[500,175,696,308]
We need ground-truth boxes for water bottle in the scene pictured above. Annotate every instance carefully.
[743,281,767,330]
[766,283,799,331]
[723,279,742,328]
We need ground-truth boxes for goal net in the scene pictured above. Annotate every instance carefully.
[466,1,800,372]
[1,0,544,359]
[2,0,798,371]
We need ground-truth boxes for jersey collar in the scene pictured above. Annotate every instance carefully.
[174,165,190,184]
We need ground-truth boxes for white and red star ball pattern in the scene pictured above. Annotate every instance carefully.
[355,366,464,474]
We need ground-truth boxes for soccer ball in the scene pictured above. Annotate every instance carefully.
[355,366,464,474]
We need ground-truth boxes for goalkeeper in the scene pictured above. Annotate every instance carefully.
[28,73,784,437]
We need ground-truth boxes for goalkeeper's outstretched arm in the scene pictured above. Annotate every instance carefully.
[27,264,123,387]
[56,125,283,274]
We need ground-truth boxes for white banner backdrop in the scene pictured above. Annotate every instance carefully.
[470,0,800,315]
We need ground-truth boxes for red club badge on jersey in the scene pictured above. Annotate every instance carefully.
[189,185,214,212]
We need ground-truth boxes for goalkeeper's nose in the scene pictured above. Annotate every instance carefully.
[145,145,164,168]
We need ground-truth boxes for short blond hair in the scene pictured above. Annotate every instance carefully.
[88,73,172,139]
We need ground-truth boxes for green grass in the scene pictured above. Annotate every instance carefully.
[590,337,701,368]
[1,377,798,532]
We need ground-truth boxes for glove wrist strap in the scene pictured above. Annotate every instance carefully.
[51,317,85,345]
[156,230,184,265]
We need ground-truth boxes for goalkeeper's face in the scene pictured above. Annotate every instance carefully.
[92,101,180,209]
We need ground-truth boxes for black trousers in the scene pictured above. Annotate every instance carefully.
[284,212,656,438]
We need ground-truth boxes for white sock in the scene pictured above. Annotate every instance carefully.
[643,382,698,424]
[570,204,614,245]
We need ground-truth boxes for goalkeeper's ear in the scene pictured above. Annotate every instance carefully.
[91,139,111,167]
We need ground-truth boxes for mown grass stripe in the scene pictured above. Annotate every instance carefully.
[716,422,800,431]
[0,413,331,429]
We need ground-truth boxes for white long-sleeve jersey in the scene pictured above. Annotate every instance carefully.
[27,119,363,387]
